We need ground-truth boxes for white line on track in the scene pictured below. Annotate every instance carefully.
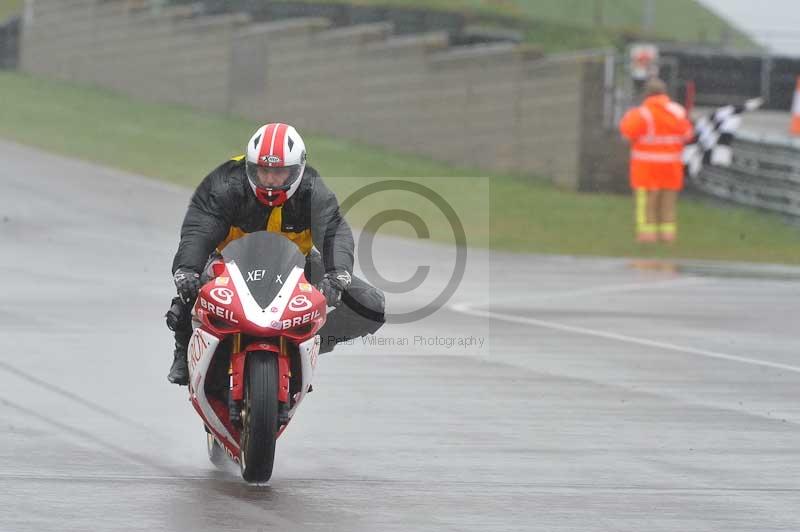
[450,302,800,375]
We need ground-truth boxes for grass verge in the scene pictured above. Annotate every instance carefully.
[2,71,799,264]
[0,0,20,22]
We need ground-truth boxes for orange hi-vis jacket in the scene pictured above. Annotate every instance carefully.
[619,94,694,190]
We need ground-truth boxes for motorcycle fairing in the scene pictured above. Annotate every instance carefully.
[289,335,319,418]
[186,232,328,471]
[187,328,240,454]
[227,261,305,329]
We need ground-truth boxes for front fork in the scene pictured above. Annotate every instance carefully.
[278,337,292,425]
[228,334,292,428]
[228,333,243,426]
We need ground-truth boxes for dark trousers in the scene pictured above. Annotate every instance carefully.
[316,274,385,352]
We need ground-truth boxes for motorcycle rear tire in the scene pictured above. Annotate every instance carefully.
[239,352,279,483]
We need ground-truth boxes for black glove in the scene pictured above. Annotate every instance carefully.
[174,268,201,304]
[316,270,351,308]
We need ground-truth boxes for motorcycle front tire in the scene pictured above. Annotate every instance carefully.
[239,351,279,483]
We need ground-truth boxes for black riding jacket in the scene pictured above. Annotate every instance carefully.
[172,158,353,277]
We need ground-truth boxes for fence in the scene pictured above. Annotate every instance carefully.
[692,133,800,217]
[659,48,800,111]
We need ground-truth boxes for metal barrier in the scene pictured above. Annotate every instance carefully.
[691,132,800,217]
[660,48,800,111]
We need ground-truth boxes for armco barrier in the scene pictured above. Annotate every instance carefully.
[691,132,800,217]
[660,48,800,111]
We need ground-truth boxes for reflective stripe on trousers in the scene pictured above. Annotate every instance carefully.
[635,189,657,236]
[659,222,677,239]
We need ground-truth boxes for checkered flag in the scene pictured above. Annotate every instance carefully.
[683,98,763,178]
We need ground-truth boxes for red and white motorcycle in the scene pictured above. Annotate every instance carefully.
[186,232,326,483]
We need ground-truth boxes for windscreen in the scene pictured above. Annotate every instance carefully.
[221,232,306,309]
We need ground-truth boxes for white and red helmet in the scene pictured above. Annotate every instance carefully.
[245,123,307,207]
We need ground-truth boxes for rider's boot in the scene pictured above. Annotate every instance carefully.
[168,335,190,385]
[166,297,191,386]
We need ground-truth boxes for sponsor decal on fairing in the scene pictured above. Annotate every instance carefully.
[209,287,234,305]
[199,297,239,324]
[281,309,320,330]
[246,269,267,281]
[288,294,312,312]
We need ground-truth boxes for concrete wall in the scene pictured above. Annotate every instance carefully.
[231,23,591,186]
[21,0,246,113]
[21,0,626,191]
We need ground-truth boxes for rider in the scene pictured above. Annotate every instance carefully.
[166,123,386,385]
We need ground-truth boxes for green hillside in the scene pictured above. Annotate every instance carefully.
[285,0,756,50]
[0,0,755,51]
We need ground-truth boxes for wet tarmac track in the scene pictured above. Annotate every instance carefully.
[1,140,799,531]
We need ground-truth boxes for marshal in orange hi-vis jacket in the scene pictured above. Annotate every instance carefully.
[619,79,693,243]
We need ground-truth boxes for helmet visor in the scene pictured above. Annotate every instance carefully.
[246,162,303,191]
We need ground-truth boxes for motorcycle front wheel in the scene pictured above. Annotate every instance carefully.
[239,351,279,483]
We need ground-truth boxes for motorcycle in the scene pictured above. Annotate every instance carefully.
[186,231,326,483]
